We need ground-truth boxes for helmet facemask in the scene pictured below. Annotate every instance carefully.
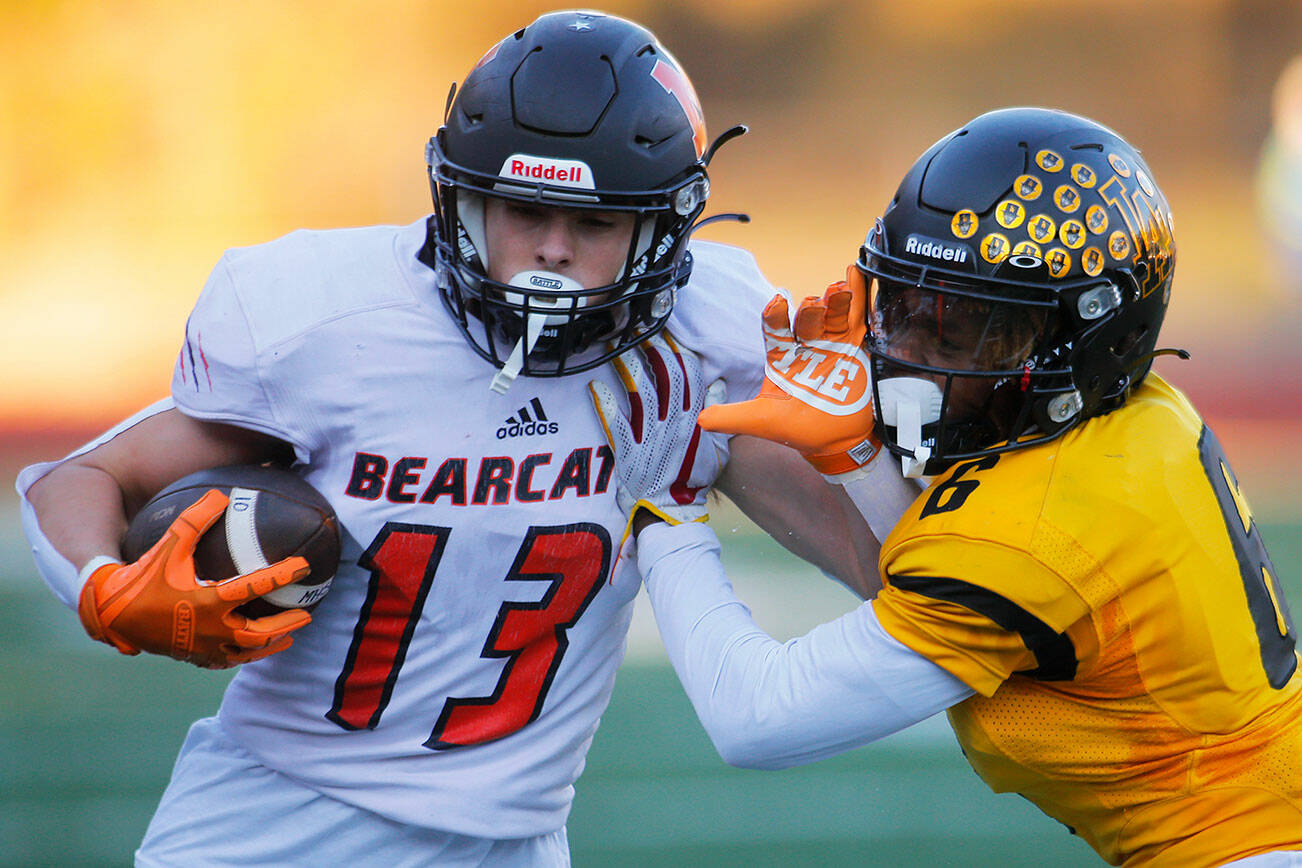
[864,248,1074,475]
[429,148,706,391]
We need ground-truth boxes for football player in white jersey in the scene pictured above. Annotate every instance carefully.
[16,10,908,867]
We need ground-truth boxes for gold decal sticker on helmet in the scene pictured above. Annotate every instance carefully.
[1012,240,1042,258]
[981,233,1011,263]
[996,200,1026,229]
[1107,153,1131,177]
[1070,164,1096,188]
[951,210,979,239]
[1059,219,1086,249]
[1036,150,1064,172]
[1054,185,1081,213]
[1082,246,1104,276]
[1046,248,1071,278]
[1136,170,1155,196]
[1014,175,1043,201]
[1028,214,1056,244]
[1086,205,1108,234]
[1098,174,1174,295]
[1108,230,1131,260]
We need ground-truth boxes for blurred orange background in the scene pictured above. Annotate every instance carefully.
[3,0,1299,507]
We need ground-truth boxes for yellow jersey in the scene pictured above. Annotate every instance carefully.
[872,374,1302,866]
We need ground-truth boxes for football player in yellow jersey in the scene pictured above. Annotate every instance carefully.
[597,108,1302,866]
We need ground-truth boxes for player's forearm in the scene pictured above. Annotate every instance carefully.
[716,434,878,595]
[638,520,973,769]
[26,461,130,568]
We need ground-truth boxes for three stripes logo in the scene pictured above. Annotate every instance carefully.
[497,398,560,439]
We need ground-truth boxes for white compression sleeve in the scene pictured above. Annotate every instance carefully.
[15,398,175,608]
[638,521,974,770]
[832,453,928,544]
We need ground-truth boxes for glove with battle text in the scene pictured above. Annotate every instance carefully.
[78,490,312,669]
[698,265,882,481]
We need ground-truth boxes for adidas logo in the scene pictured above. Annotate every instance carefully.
[497,397,560,439]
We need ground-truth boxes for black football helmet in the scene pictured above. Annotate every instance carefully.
[425,10,725,390]
[858,107,1179,476]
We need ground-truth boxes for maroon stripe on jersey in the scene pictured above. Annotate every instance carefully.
[669,423,704,506]
[644,345,673,421]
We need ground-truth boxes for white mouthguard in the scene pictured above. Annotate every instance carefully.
[877,377,943,478]
[489,271,584,394]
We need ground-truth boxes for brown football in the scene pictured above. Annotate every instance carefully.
[121,464,340,617]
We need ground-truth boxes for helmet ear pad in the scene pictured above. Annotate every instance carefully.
[457,192,488,272]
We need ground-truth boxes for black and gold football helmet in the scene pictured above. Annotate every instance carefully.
[858,107,1179,475]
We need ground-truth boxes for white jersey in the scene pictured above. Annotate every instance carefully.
[162,217,767,836]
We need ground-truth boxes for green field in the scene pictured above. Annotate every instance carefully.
[2,506,1298,867]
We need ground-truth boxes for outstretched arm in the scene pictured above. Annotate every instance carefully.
[638,519,973,769]
[715,434,883,598]
[589,334,972,768]
[707,271,925,597]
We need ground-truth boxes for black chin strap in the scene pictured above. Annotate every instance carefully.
[417,215,439,271]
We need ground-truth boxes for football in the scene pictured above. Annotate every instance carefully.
[121,464,341,618]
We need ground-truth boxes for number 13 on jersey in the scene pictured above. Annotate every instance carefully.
[327,521,612,747]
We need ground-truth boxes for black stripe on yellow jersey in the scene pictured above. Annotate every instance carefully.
[888,575,1076,680]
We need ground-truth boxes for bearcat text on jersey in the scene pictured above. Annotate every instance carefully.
[344,446,616,506]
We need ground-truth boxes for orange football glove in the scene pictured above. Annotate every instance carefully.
[698,265,881,478]
[77,489,313,669]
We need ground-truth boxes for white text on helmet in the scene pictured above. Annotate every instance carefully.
[905,234,970,263]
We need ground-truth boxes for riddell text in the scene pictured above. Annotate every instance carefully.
[508,159,583,184]
[344,447,615,506]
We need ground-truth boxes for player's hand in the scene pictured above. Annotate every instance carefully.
[590,332,726,544]
[77,490,313,669]
[698,265,881,479]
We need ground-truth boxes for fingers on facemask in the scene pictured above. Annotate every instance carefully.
[639,341,674,423]
[793,296,828,342]
[761,293,794,338]
[822,282,854,336]
[657,333,696,413]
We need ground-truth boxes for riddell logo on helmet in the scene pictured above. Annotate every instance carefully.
[905,234,970,264]
[500,154,596,190]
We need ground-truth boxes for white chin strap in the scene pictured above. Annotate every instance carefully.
[489,271,584,394]
[877,377,944,478]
